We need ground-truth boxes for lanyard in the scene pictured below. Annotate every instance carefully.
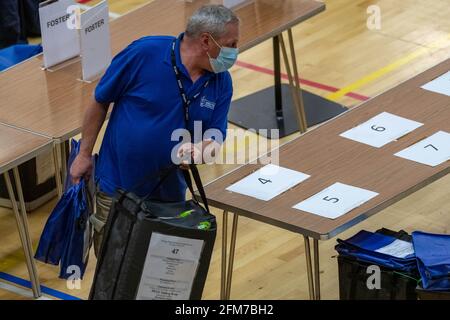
[171,39,209,124]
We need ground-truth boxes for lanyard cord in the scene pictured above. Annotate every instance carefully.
[171,38,209,124]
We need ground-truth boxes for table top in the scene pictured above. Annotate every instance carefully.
[201,58,450,240]
[0,0,325,141]
[0,124,53,174]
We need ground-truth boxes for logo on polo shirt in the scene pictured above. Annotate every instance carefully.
[200,96,216,110]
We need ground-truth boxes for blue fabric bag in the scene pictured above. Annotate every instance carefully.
[0,44,42,71]
[58,181,90,279]
[35,139,93,279]
[412,231,450,291]
[34,184,78,265]
[64,139,82,192]
[336,230,417,273]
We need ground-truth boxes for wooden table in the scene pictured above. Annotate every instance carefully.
[0,124,55,298]
[0,0,325,299]
[0,0,324,139]
[0,0,325,194]
[200,58,450,300]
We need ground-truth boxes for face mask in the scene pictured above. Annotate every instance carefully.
[207,34,239,73]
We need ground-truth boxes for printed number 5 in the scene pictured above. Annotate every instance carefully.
[371,125,386,132]
[323,196,339,203]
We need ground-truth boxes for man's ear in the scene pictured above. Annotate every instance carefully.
[199,32,211,51]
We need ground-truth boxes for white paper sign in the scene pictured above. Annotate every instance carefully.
[421,71,450,97]
[375,239,414,259]
[39,0,80,68]
[340,112,423,148]
[292,182,379,219]
[394,131,450,167]
[226,164,310,201]
[136,233,204,300]
[80,0,111,81]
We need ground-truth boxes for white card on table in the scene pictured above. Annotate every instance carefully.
[340,112,423,148]
[80,0,111,81]
[39,0,80,68]
[292,182,379,219]
[394,131,450,167]
[226,164,310,201]
[421,71,450,97]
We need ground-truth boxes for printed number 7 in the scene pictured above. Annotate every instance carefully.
[425,144,438,151]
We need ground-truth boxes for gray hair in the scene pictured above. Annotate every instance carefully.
[186,5,240,39]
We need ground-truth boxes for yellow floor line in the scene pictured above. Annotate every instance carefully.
[326,33,450,102]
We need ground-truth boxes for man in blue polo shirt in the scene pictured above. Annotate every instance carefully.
[70,5,240,255]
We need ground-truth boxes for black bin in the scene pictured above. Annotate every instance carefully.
[416,286,450,300]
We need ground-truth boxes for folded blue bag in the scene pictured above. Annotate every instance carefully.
[0,44,42,71]
[336,230,417,273]
[412,231,450,291]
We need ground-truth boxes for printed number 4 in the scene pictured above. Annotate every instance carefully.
[323,196,339,203]
[425,144,438,151]
[258,178,272,185]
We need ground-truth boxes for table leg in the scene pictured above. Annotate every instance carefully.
[287,28,308,131]
[278,32,307,134]
[303,235,315,300]
[221,210,228,300]
[273,36,283,120]
[52,144,63,198]
[313,239,321,300]
[60,142,68,188]
[225,213,239,300]
[4,171,41,298]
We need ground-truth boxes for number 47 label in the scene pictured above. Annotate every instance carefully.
[395,131,450,167]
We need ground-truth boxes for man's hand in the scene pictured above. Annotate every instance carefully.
[70,153,93,184]
[177,143,203,169]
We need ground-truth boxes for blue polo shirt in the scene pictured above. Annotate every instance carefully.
[94,34,233,200]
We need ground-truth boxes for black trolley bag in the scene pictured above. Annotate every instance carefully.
[89,165,216,300]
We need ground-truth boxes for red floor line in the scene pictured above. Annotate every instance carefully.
[235,60,370,102]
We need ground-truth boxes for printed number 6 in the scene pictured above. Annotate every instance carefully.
[371,125,386,132]
[323,196,339,203]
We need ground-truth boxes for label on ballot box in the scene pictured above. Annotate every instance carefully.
[292,182,379,219]
[39,0,80,68]
[135,233,203,300]
[340,112,423,148]
[394,131,450,167]
[421,71,450,97]
[80,0,111,81]
[226,164,310,201]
